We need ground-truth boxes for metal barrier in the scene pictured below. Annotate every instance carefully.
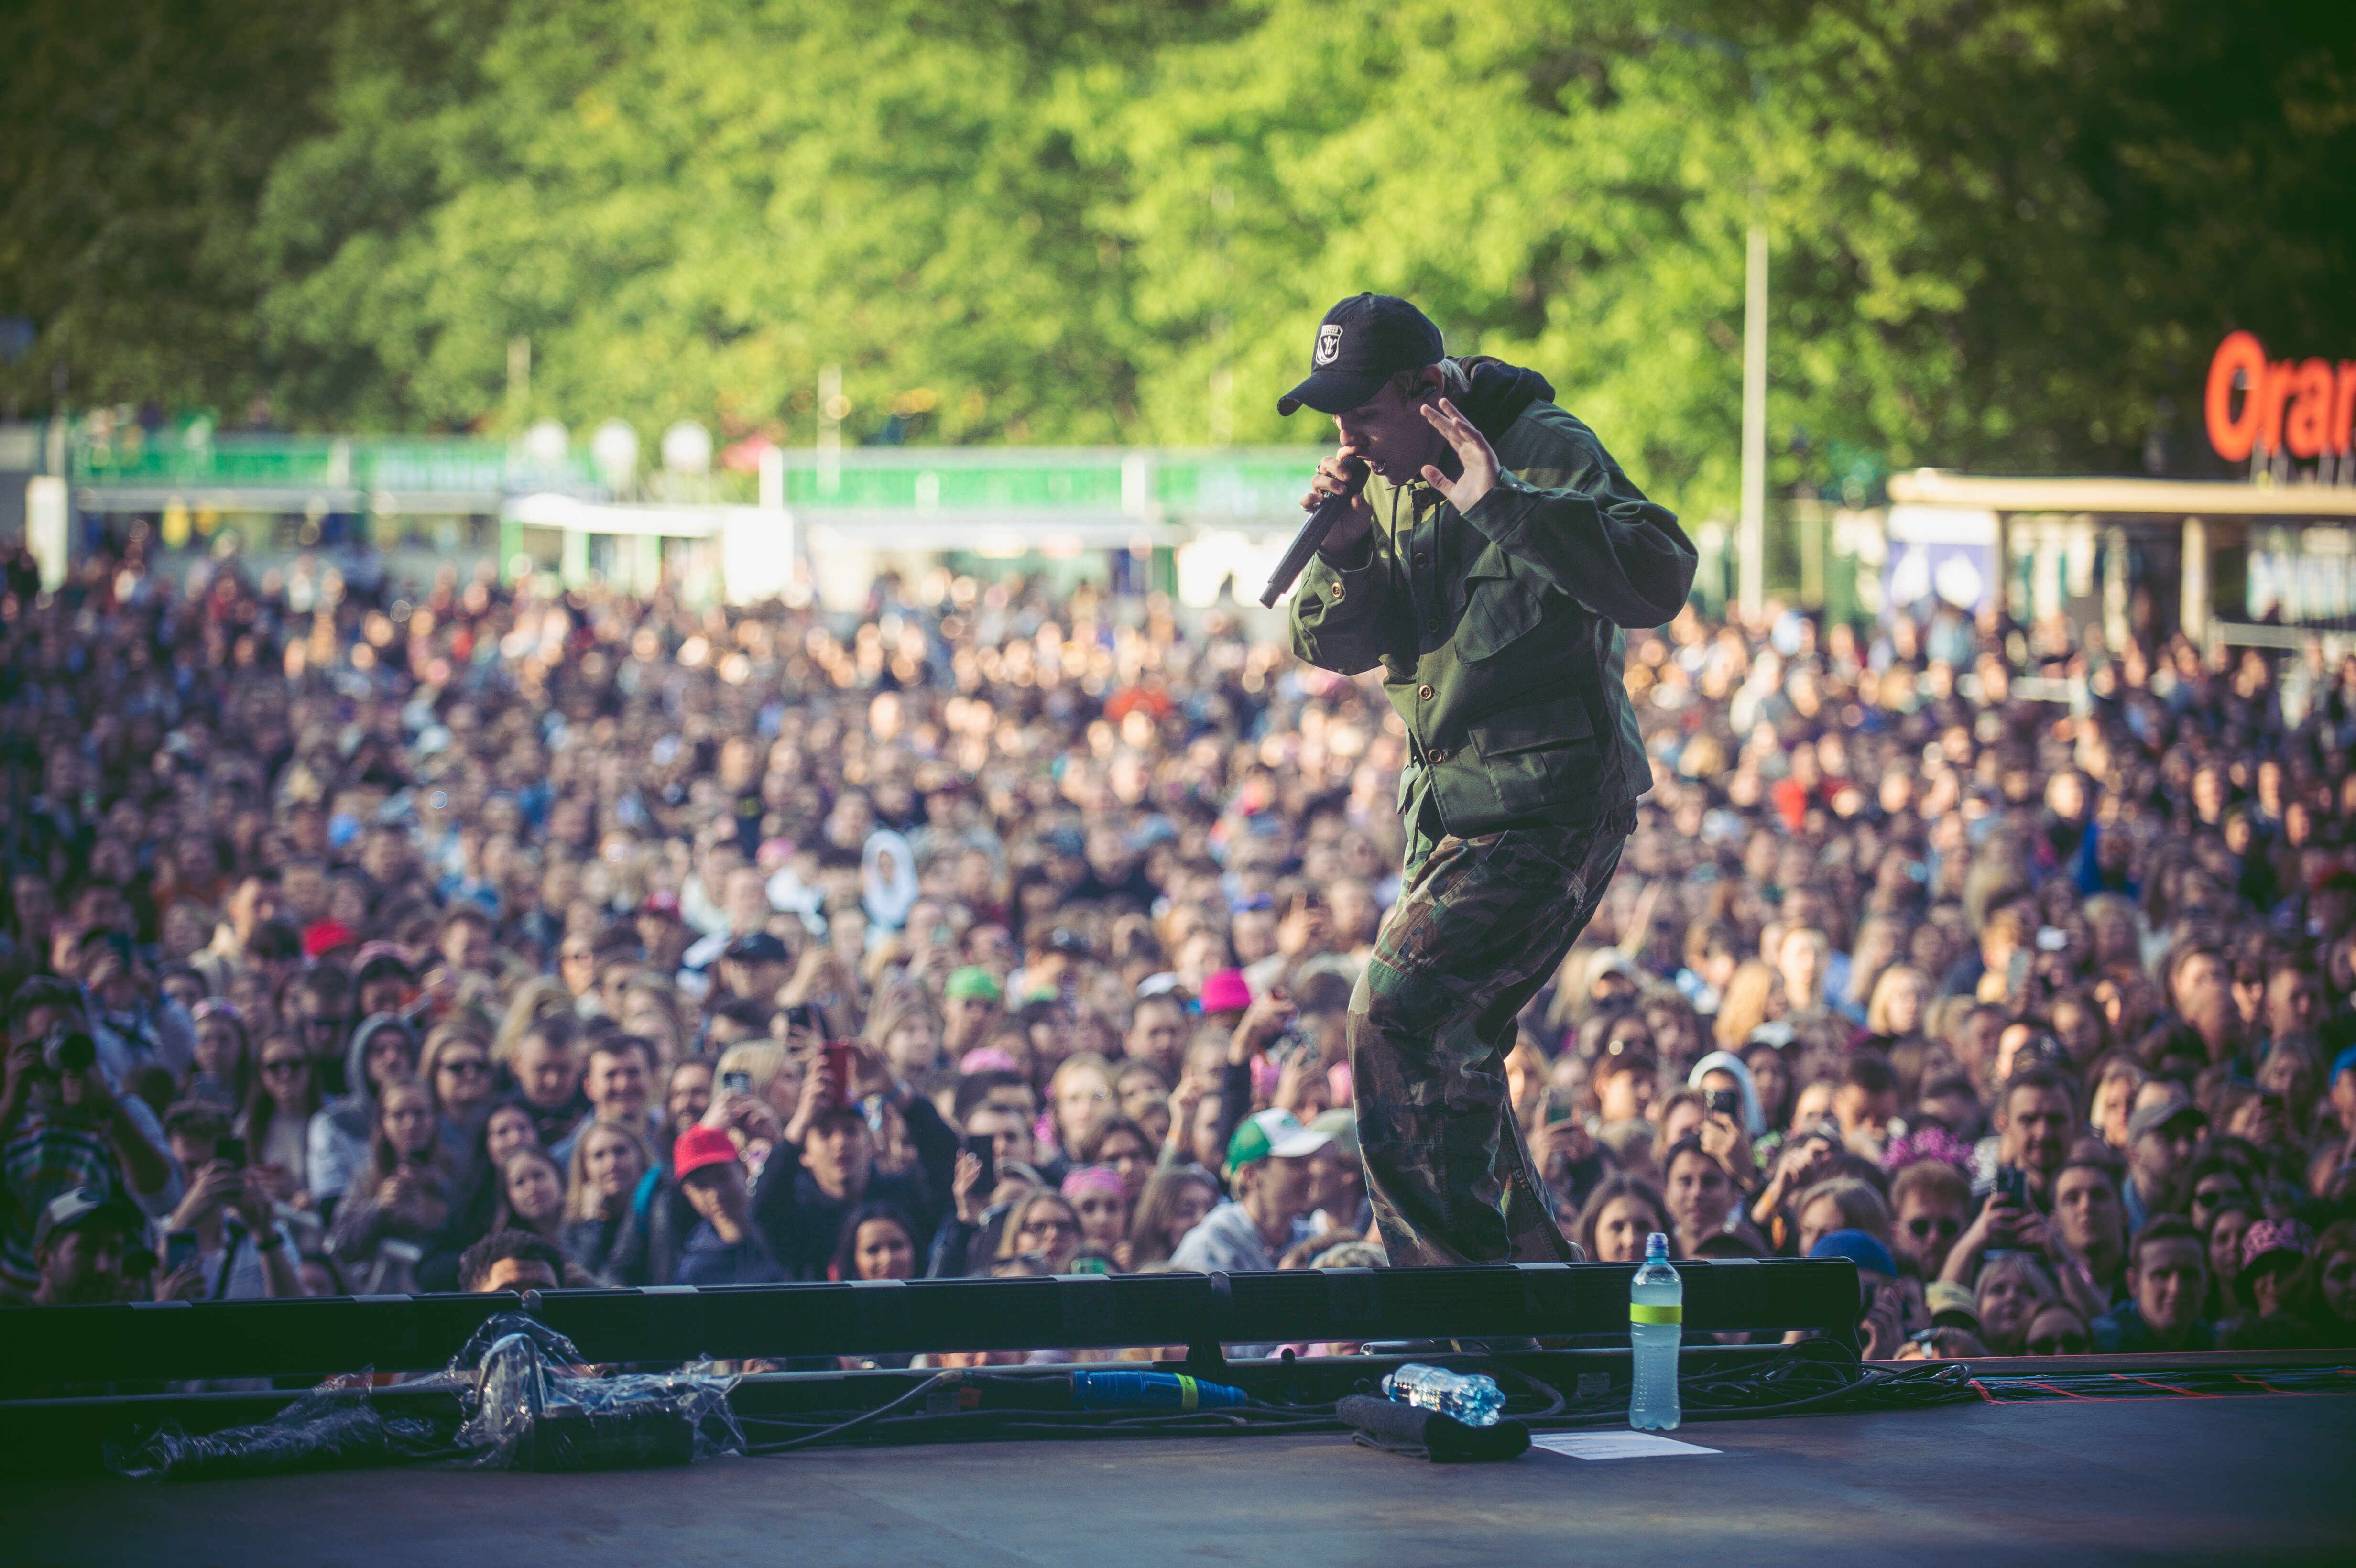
[0,1260,1859,1391]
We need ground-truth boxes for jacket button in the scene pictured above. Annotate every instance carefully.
[1413,552,1428,566]
[1330,581,1344,600]
[1429,748,1449,763]
[1417,684,1435,701]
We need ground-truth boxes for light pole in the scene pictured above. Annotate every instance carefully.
[1660,28,1770,623]
[1740,208,1767,621]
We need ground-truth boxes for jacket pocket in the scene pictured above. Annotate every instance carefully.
[1469,694,1595,757]
[1440,695,1605,831]
[1454,549,1545,663]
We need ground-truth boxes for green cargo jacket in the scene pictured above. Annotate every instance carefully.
[1288,397,1694,837]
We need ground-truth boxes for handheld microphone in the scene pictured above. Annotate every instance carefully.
[1257,456,1369,608]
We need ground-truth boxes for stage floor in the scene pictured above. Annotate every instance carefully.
[7,1392,2348,1566]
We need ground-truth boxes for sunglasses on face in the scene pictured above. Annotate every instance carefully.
[1907,1216,1961,1240]
[439,1057,490,1077]
[2027,1332,2089,1355]
[261,1058,307,1078]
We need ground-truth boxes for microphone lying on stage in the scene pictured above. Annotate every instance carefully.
[1257,455,1367,607]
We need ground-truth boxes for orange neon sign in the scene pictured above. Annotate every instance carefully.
[2205,331,2356,463]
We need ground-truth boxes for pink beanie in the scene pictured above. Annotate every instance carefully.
[959,1046,1023,1076]
[1060,1164,1127,1203]
[1200,969,1253,1014]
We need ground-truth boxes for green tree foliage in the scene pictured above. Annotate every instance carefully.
[252,0,1187,439]
[0,0,335,414]
[1104,0,2356,499]
[2,0,2350,519]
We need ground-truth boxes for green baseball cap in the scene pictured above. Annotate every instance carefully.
[1224,1109,1333,1178]
[944,966,1003,1003]
[1308,1108,1360,1162]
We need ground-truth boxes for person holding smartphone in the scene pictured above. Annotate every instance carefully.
[745,1040,960,1280]
[1939,1069,2084,1291]
[158,1102,301,1300]
[1686,1048,1766,1189]
[1,979,177,1297]
[324,1081,450,1293]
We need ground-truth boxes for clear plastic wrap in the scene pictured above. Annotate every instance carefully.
[106,1373,454,1482]
[451,1313,743,1471]
[107,1312,742,1481]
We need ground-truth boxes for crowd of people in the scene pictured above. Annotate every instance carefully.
[5,528,2356,1370]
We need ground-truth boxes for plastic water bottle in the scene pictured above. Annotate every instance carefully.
[1069,1369,1249,1411]
[1382,1363,1505,1427]
[1629,1232,1682,1430]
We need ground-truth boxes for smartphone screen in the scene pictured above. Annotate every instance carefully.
[215,1136,247,1170]
[1705,1089,1740,1118]
[963,1132,997,1191]
[720,1070,752,1096]
[820,1042,856,1107]
[166,1230,200,1274]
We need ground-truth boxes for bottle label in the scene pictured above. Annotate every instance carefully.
[1629,1304,1682,1325]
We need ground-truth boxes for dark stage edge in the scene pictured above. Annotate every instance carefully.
[7,1394,2350,1567]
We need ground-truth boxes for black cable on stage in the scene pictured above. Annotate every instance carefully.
[738,1396,1350,1448]
[734,1356,1584,1452]
[726,1352,1980,1457]
[739,1372,953,1455]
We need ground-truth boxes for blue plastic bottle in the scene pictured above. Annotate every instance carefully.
[1381,1363,1505,1427]
[1069,1369,1248,1411]
[1629,1232,1682,1430]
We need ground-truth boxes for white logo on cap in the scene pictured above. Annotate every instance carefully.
[1314,324,1342,367]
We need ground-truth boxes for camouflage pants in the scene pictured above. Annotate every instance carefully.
[1351,803,1633,1267]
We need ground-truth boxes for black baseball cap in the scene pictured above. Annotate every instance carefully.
[722,932,791,965]
[1277,294,1446,416]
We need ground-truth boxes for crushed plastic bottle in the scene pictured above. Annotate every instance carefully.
[1381,1362,1505,1427]
[1629,1231,1683,1431]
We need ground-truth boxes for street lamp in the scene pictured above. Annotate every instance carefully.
[1741,208,1767,621]
[1659,28,1769,621]
[591,420,640,492]
[662,420,712,476]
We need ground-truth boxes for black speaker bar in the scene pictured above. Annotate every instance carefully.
[0,1259,1858,1392]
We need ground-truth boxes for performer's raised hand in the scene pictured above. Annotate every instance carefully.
[1418,397,1500,513]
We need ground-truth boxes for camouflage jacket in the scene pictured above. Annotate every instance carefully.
[1289,368,1694,837]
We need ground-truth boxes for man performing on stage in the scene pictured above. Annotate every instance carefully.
[1281,293,1696,1266]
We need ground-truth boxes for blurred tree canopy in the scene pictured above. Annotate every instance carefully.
[0,0,334,416]
[3,0,2352,517]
